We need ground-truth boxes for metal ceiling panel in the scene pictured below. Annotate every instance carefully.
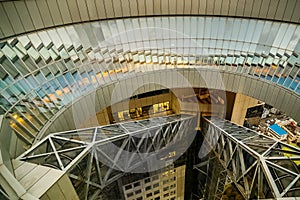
[45,0,62,26]
[36,0,54,28]
[104,0,115,18]
[153,0,162,15]
[191,0,199,15]
[0,5,14,37]
[266,0,279,19]
[129,0,138,16]
[57,0,72,24]
[283,0,297,22]
[4,2,25,35]
[220,0,230,15]
[137,0,146,16]
[111,0,122,18]
[258,0,270,19]
[25,0,44,29]
[291,0,300,23]
[121,0,130,17]
[66,0,81,23]
[184,0,192,15]
[77,0,90,22]
[14,1,34,32]
[274,0,287,21]
[198,0,207,15]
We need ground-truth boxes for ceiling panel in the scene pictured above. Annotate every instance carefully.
[184,0,192,15]
[129,0,138,16]
[104,0,115,18]
[191,0,199,15]
[206,0,214,15]
[95,0,107,19]
[4,2,25,35]
[274,0,287,20]
[111,0,122,18]
[57,0,72,24]
[46,0,63,25]
[66,0,81,23]
[153,0,162,15]
[266,0,279,19]
[0,0,300,43]
[77,0,90,21]
[137,0,146,16]
[220,0,230,15]
[259,0,270,18]
[198,0,207,15]
[283,0,297,22]
[25,0,44,29]
[36,0,54,28]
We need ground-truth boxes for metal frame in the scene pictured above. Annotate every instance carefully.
[19,114,197,199]
[202,117,300,199]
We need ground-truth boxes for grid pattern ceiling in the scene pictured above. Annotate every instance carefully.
[1,0,300,40]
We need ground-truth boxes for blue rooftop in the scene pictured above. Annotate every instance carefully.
[269,124,287,136]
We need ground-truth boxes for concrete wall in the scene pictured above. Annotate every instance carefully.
[231,93,259,125]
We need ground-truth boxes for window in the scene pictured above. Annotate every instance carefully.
[154,197,160,200]
[146,193,153,198]
[163,186,169,191]
[154,190,159,195]
[152,175,159,181]
[145,186,152,191]
[127,192,133,198]
[125,185,132,190]
[170,184,176,189]
[134,182,141,187]
[153,183,159,188]
[144,178,151,183]
[135,189,141,194]
[136,197,143,200]
[163,193,169,198]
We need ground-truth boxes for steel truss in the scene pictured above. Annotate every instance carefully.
[202,117,300,199]
[19,114,197,199]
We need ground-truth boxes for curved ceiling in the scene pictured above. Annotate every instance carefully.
[0,16,299,146]
[1,0,300,40]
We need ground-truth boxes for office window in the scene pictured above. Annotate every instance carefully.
[145,186,151,191]
[146,193,152,198]
[127,192,134,198]
[152,175,159,181]
[154,190,159,195]
[134,182,141,187]
[163,186,169,191]
[153,183,159,188]
[125,185,132,190]
[144,178,151,183]
[135,189,141,194]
